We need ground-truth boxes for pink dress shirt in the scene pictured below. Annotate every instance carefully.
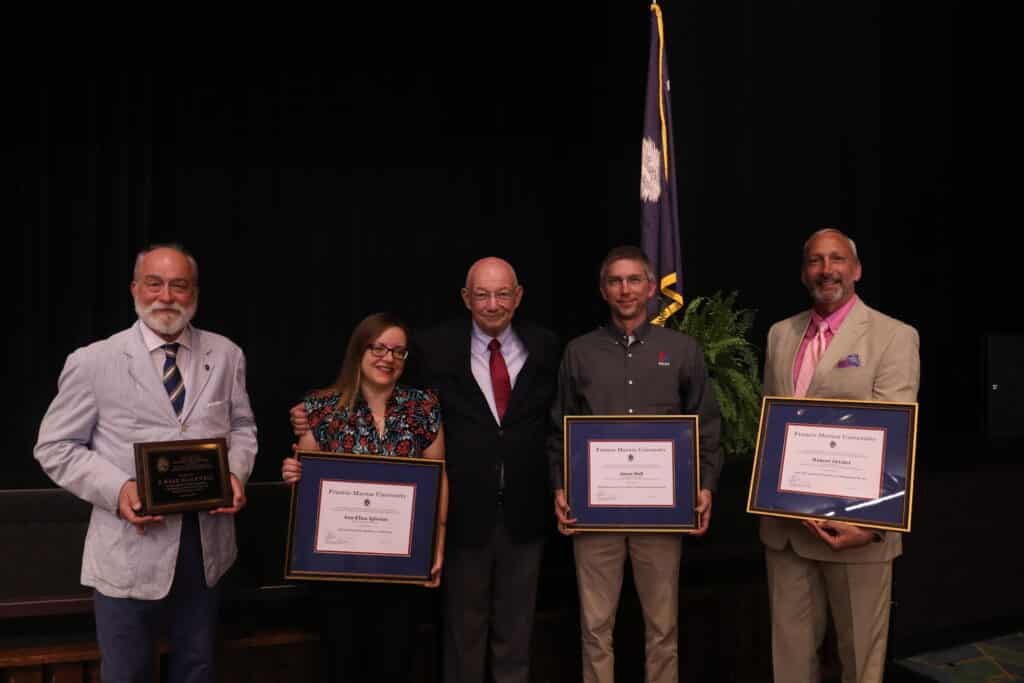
[791,295,859,390]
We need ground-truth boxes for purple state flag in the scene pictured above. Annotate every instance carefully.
[640,1,684,326]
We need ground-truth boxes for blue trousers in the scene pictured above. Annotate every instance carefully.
[94,513,220,683]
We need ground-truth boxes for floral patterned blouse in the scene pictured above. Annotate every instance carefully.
[304,385,442,457]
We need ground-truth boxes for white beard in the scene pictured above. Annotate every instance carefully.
[135,299,197,337]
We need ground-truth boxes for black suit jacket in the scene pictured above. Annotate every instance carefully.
[410,319,560,548]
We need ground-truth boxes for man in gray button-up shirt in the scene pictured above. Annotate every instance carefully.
[548,245,722,683]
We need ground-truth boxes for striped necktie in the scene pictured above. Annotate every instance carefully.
[162,343,186,416]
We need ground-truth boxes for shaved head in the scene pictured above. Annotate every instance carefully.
[465,257,519,289]
[461,257,523,337]
[801,228,862,315]
[802,228,859,263]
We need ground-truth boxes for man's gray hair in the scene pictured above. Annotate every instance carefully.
[803,228,858,261]
[133,243,199,283]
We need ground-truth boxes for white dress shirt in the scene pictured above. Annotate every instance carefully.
[138,322,192,421]
[469,322,527,426]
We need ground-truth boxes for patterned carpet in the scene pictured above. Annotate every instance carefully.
[894,632,1024,682]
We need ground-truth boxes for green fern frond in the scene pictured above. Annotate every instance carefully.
[668,290,762,460]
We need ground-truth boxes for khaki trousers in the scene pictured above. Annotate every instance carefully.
[574,533,682,683]
[765,546,892,683]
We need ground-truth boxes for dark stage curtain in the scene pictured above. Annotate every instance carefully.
[12,1,968,488]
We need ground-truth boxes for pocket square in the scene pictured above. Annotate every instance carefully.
[837,354,861,368]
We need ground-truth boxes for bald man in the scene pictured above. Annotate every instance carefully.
[289,258,559,683]
[413,258,560,683]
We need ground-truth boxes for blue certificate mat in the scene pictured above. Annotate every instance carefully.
[285,452,443,583]
[747,397,918,532]
[564,415,699,532]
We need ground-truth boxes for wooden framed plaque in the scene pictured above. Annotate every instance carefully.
[134,438,232,515]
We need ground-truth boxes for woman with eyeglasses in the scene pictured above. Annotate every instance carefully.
[281,311,446,683]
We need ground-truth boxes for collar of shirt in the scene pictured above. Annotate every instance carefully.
[792,295,859,389]
[604,319,652,346]
[806,294,859,340]
[139,322,193,400]
[471,321,518,357]
[139,321,192,353]
[469,321,527,424]
[347,388,400,427]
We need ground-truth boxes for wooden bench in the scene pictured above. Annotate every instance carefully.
[0,627,320,683]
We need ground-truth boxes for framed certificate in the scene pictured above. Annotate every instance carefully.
[134,438,232,515]
[563,415,700,532]
[747,396,918,532]
[284,451,444,584]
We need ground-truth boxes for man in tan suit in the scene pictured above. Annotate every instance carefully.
[761,228,919,683]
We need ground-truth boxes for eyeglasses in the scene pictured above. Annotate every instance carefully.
[138,276,194,295]
[603,275,648,289]
[468,289,517,303]
[366,343,410,361]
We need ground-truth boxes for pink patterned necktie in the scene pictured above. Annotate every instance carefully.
[794,321,829,397]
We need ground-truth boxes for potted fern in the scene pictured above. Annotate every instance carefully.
[667,291,762,461]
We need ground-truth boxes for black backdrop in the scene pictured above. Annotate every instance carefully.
[13,2,983,489]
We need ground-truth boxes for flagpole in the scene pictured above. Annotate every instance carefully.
[652,2,670,180]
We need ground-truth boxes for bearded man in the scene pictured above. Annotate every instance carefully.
[35,244,257,683]
[761,228,920,683]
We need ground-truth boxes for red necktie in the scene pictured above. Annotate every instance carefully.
[488,338,512,422]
